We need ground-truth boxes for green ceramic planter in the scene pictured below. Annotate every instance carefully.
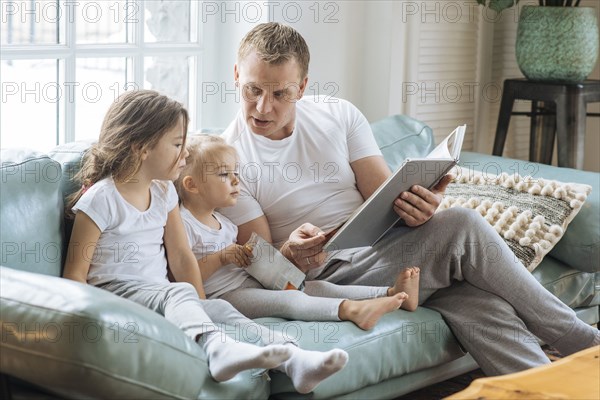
[516,6,599,83]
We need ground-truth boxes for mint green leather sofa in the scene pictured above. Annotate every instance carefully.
[1,115,598,399]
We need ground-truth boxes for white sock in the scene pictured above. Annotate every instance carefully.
[277,345,349,394]
[199,331,292,382]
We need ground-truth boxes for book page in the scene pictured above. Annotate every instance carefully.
[426,125,466,160]
[244,233,306,290]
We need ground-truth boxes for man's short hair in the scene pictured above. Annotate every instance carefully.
[237,22,310,80]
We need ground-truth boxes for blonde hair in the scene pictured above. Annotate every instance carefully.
[237,22,310,80]
[174,135,238,202]
[67,90,189,215]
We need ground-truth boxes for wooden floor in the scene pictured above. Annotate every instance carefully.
[394,345,562,400]
[446,346,599,400]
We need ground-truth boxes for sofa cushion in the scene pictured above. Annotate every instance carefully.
[532,255,599,309]
[47,140,93,203]
[0,266,269,400]
[47,140,96,251]
[371,115,435,171]
[368,117,597,310]
[440,169,591,271]
[262,307,465,399]
[459,152,599,273]
[368,117,598,274]
[1,149,63,277]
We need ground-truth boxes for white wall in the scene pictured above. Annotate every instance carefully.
[200,4,262,130]
[201,1,374,129]
[202,1,480,151]
[582,0,600,172]
[201,0,599,171]
[484,0,599,171]
[276,1,365,109]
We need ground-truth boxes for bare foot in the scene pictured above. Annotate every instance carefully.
[389,267,420,311]
[339,293,407,330]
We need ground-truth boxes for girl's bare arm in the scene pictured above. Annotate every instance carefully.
[164,205,207,299]
[63,212,101,283]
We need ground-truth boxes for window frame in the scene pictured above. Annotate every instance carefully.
[1,0,203,147]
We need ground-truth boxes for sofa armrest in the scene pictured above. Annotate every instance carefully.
[0,266,268,399]
[1,149,63,277]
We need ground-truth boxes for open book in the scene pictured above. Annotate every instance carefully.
[323,125,466,251]
[244,232,306,290]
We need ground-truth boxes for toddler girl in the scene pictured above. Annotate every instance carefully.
[175,135,421,329]
[62,90,348,393]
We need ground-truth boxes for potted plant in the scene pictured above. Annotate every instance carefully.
[477,0,599,83]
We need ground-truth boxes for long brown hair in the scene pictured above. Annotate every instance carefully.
[67,90,189,216]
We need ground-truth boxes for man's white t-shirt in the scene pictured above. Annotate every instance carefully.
[180,205,250,299]
[73,177,178,285]
[221,95,382,247]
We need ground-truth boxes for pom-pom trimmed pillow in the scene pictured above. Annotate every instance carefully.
[439,169,591,271]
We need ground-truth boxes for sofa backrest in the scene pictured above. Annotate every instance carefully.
[46,115,435,203]
[47,140,92,202]
[1,149,64,276]
[0,115,436,277]
[371,114,435,171]
[47,140,93,256]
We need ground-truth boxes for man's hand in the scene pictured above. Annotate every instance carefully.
[281,223,328,273]
[219,244,253,268]
[393,174,452,227]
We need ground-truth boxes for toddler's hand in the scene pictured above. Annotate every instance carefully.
[219,244,252,268]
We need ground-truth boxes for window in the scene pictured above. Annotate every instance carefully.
[1,0,202,151]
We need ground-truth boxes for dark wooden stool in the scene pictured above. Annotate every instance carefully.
[493,79,600,169]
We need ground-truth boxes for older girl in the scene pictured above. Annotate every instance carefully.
[62,90,348,393]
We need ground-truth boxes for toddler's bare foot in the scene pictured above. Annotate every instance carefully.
[389,267,420,311]
[339,293,407,330]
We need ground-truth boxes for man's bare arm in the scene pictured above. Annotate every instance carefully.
[237,215,272,245]
[350,155,391,201]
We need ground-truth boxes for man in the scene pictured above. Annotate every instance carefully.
[220,22,599,376]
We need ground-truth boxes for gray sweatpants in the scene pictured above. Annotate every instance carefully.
[98,279,288,346]
[220,278,388,321]
[313,207,599,376]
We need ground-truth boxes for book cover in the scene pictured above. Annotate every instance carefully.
[244,232,306,291]
[324,125,466,251]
